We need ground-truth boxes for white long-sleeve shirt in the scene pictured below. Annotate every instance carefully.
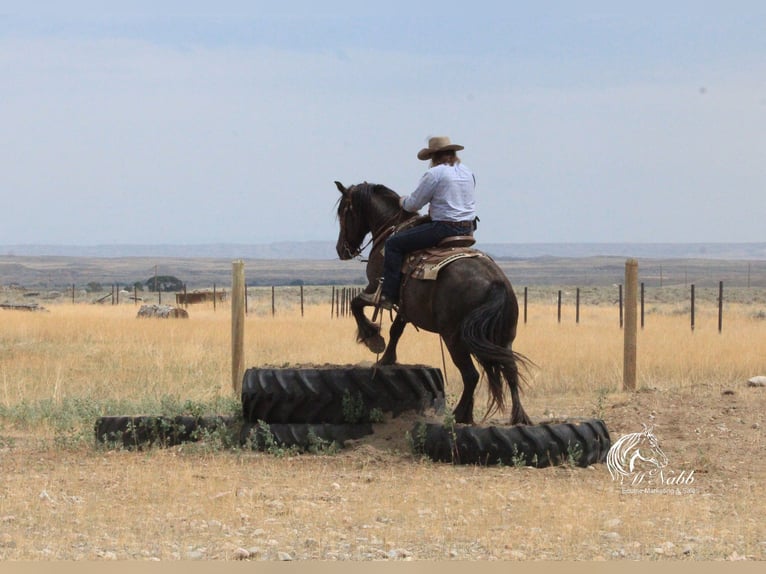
[400,163,476,222]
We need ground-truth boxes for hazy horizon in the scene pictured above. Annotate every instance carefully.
[2,240,766,262]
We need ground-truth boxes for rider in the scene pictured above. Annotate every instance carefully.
[377,136,477,310]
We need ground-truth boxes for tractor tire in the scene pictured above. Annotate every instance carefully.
[94,415,236,450]
[412,419,611,468]
[239,422,373,452]
[241,365,445,424]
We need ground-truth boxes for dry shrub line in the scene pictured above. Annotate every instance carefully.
[238,421,371,456]
[94,415,239,451]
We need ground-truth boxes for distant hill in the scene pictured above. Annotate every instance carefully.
[2,242,766,260]
[2,242,766,290]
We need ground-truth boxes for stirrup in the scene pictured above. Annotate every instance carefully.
[378,295,396,311]
[358,291,378,305]
[359,280,383,306]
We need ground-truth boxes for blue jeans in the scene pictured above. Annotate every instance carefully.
[381,221,473,300]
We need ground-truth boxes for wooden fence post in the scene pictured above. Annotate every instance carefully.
[718,281,724,333]
[619,284,623,328]
[523,287,528,324]
[576,287,580,324]
[691,284,696,332]
[623,259,638,391]
[231,260,245,396]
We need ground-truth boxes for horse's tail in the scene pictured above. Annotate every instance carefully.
[460,281,533,423]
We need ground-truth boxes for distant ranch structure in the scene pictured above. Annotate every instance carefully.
[175,289,226,306]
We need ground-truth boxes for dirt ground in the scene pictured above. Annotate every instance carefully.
[0,377,763,561]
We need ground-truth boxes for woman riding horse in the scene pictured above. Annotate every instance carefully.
[335,177,533,426]
[374,136,477,310]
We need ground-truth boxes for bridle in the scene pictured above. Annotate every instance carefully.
[339,183,404,260]
[338,191,367,259]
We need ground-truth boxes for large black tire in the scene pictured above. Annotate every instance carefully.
[95,415,237,450]
[239,422,373,451]
[412,419,611,468]
[241,365,445,424]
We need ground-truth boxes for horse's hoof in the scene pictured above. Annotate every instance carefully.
[453,411,473,425]
[511,412,534,426]
[363,334,386,354]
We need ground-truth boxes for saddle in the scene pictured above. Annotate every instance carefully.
[381,215,482,281]
[403,239,482,281]
[364,222,483,317]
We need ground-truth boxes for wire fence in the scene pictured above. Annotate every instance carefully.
[4,275,765,334]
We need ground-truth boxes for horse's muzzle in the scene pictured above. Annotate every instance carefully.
[336,242,355,260]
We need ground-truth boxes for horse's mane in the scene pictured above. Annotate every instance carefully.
[354,182,399,210]
[336,182,400,218]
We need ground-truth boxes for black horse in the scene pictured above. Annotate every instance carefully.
[334,181,532,425]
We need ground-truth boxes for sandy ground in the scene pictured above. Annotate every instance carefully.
[0,378,763,561]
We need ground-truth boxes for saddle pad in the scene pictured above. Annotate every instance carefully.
[405,247,483,281]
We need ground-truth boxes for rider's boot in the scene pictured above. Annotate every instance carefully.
[358,279,383,306]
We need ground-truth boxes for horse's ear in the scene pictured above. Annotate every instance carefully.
[335,181,347,194]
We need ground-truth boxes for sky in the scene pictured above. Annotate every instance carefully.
[1,1,764,246]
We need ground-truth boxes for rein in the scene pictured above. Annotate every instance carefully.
[367,211,404,256]
[346,234,374,260]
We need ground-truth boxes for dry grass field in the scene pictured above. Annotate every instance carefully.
[0,290,764,561]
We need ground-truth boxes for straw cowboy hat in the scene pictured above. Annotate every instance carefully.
[417,136,464,161]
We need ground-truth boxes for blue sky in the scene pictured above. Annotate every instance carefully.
[1,2,764,247]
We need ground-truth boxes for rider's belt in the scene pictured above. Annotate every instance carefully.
[436,220,475,229]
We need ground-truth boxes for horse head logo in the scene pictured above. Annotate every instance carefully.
[607,424,669,483]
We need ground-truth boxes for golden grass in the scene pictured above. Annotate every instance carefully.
[519,303,765,395]
[0,298,764,560]
[1,299,764,428]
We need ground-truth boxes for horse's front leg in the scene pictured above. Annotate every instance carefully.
[350,293,386,354]
[377,314,407,365]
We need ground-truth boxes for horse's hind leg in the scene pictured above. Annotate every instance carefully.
[504,357,533,426]
[377,314,407,365]
[443,334,480,425]
[350,295,385,354]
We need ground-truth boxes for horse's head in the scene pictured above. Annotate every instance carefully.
[334,181,369,260]
[334,181,403,260]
